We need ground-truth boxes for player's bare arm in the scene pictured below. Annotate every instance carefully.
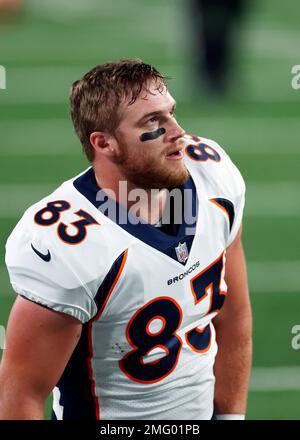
[213,225,252,418]
[0,296,82,419]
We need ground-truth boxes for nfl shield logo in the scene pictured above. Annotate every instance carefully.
[175,242,189,263]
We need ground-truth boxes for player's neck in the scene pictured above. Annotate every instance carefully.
[93,165,168,225]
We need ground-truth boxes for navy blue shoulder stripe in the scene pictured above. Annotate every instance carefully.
[93,249,128,319]
[210,198,235,231]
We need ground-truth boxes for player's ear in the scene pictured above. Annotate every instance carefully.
[90,131,116,157]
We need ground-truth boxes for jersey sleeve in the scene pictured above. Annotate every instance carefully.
[5,212,98,324]
[207,138,246,247]
[226,174,245,247]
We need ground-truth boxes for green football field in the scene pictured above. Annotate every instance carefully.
[0,0,299,419]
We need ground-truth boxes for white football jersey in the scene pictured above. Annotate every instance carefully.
[5,135,245,420]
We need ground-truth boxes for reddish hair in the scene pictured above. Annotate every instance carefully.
[70,59,168,162]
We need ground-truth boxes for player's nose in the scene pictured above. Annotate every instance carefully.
[167,119,186,142]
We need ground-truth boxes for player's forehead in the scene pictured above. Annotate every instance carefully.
[121,83,176,124]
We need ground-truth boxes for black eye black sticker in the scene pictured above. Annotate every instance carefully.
[140,127,166,142]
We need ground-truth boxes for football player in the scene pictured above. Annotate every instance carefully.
[0,59,252,420]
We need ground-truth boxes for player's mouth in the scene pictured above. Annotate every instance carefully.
[165,148,183,161]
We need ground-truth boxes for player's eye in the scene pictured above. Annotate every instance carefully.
[148,116,158,123]
[144,116,159,127]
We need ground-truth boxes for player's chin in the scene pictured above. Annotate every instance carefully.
[164,155,188,174]
[164,166,189,188]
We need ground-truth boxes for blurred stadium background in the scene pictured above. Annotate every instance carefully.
[0,0,299,419]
